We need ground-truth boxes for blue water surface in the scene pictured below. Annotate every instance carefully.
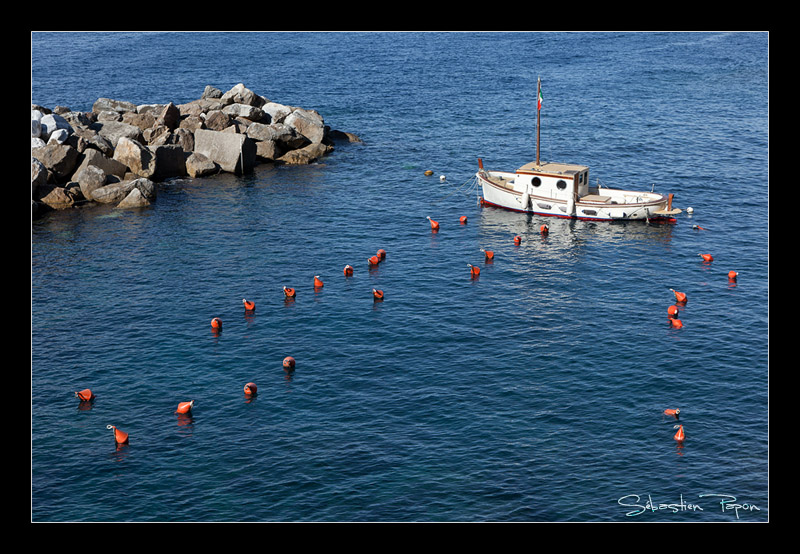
[31,31,769,522]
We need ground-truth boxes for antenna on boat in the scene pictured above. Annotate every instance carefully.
[536,76,542,167]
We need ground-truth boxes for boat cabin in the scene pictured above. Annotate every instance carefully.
[516,161,590,201]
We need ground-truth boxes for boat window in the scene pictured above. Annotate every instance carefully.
[556,180,567,190]
[531,177,542,188]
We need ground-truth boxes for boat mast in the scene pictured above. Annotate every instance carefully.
[536,76,542,167]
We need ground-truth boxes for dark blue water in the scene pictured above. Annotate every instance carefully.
[31,32,769,522]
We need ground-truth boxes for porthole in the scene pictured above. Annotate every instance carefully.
[531,177,542,187]
[556,179,567,190]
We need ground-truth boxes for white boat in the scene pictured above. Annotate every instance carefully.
[476,79,681,223]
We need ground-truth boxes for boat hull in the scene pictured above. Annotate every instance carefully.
[477,171,675,222]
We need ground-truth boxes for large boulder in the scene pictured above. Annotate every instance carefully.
[32,143,79,181]
[47,128,71,145]
[285,108,325,144]
[73,164,107,201]
[261,102,292,124]
[92,120,143,147]
[186,152,218,178]
[31,157,48,194]
[202,85,223,99]
[220,83,265,108]
[204,110,231,131]
[38,185,79,209]
[74,148,128,180]
[255,139,283,162]
[39,113,73,142]
[122,111,157,131]
[193,129,256,174]
[277,142,332,165]
[92,177,155,205]
[157,102,181,130]
[113,137,156,178]
[222,103,264,122]
[32,110,43,138]
[116,187,151,208]
[92,98,137,114]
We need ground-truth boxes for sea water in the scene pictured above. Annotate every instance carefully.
[31,31,769,522]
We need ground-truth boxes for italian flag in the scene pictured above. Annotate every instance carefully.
[537,79,543,111]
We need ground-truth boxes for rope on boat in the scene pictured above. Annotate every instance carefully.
[429,174,480,205]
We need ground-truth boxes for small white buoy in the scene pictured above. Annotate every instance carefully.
[687,207,694,214]
[440,175,446,182]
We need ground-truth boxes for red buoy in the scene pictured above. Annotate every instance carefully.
[728,270,738,281]
[481,248,494,260]
[344,264,354,276]
[377,249,386,260]
[670,288,688,304]
[514,235,522,246]
[540,224,549,235]
[75,389,95,402]
[244,382,257,396]
[107,425,129,445]
[459,216,468,224]
[664,408,680,419]
[667,305,679,318]
[283,356,296,370]
[673,424,685,442]
[700,253,714,262]
[427,216,439,230]
[468,263,480,278]
[211,317,222,331]
[373,288,384,301]
[242,298,255,312]
[669,318,683,329]
[176,400,194,415]
[368,255,380,266]
[314,275,324,288]
[283,286,296,298]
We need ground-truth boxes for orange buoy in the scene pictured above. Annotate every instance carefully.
[377,249,386,260]
[314,275,324,288]
[75,389,95,402]
[372,288,384,301]
[481,248,494,260]
[700,253,714,262]
[540,224,549,235]
[692,225,707,230]
[427,216,439,230]
[344,264,354,276]
[673,424,685,442]
[459,215,468,224]
[283,286,296,298]
[244,382,257,396]
[368,255,380,266]
[664,408,680,419]
[107,425,129,444]
[282,356,296,370]
[468,263,480,278]
[514,235,522,245]
[728,270,738,281]
[669,318,683,329]
[669,288,688,304]
[176,400,194,415]
[667,305,679,318]
[211,317,222,331]
[242,298,255,312]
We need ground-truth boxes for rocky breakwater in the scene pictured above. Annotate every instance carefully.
[32,83,362,216]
